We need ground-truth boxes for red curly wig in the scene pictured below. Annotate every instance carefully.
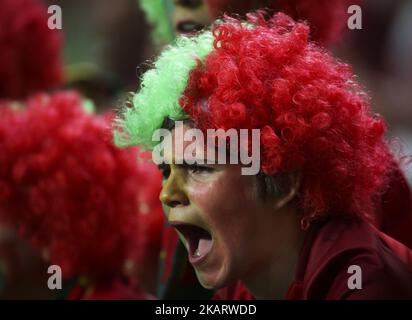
[206,0,359,45]
[0,91,163,280]
[0,0,63,99]
[181,13,393,225]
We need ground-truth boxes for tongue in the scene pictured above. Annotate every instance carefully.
[196,237,213,257]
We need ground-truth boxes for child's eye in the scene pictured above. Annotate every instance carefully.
[187,164,214,174]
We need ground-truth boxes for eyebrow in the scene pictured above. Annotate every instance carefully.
[157,160,205,171]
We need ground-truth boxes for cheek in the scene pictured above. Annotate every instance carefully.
[188,173,260,243]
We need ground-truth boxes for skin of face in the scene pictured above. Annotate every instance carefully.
[158,124,300,291]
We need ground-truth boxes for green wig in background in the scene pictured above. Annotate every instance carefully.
[114,29,215,149]
[139,0,175,44]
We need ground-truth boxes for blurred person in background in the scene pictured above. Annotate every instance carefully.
[140,0,356,48]
[336,0,412,249]
[0,0,63,99]
[0,0,163,299]
[45,0,151,109]
[0,0,63,299]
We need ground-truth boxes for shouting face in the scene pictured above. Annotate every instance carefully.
[158,123,289,289]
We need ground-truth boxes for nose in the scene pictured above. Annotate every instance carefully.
[159,170,189,208]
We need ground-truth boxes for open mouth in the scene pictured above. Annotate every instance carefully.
[170,221,213,265]
[176,20,205,35]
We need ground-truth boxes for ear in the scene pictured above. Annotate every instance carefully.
[273,171,301,210]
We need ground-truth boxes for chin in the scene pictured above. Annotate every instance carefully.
[197,277,226,290]
[194,264,236,290]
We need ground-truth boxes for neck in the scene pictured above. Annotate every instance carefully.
[242,206,306,299]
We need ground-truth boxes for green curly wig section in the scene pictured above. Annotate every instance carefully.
[114,30,215,149]
[139,0,175,44]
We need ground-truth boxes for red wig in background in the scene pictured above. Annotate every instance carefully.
[182,13,393,226]
[0,0,63,99]
[154,4,411,300]
[0,92,163,291]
